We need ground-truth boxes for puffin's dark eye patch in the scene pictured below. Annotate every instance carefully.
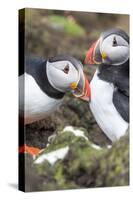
[112,36,117,47]
[63,64,69,74]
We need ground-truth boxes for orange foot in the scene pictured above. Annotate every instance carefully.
[19,144,42,156]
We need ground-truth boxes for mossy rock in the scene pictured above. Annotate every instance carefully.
[32,127,129,191]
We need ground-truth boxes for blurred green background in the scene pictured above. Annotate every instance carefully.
[25,9,129,61]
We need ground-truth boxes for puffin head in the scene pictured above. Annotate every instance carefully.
[85,28,129,66]
[46,55,91,101]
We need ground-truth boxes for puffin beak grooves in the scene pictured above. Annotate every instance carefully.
[84,41,97,64]
[71,73,91,102]
[79,74,91,101]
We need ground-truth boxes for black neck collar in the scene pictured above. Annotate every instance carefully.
[98,60,129,84]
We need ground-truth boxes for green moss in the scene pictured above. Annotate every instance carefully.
[34,132,129,190]
[37,127,89,156]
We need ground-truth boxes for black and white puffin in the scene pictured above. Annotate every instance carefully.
[85,28,129,142]
[19,55,91,125]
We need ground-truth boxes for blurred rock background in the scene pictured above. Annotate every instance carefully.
[20,8,129,191]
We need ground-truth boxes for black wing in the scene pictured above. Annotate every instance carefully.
[113,89,129,122]
[19,56,45,76]
[98,60,129,122]
[114,62,129,97]
[98,60,129,96]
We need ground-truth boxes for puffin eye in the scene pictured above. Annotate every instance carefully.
[63,64,69,74]
[112,36,117,47]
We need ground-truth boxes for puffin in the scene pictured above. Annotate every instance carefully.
[19,55,91,125]
[85,28,129,142]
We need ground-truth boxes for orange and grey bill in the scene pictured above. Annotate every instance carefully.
[84,41,97,64]
[79,74,91,101]
[19,144,41,156]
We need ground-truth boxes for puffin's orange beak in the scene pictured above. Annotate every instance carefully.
[84,39,102,65]
[79,74,91,101]
[84,41,97,64]
[71,73,91,102]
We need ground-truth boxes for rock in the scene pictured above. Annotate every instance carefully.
[32,127,129,191]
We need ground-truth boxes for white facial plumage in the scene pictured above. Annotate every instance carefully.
[46,60,79,92]
[100,34,129,65]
